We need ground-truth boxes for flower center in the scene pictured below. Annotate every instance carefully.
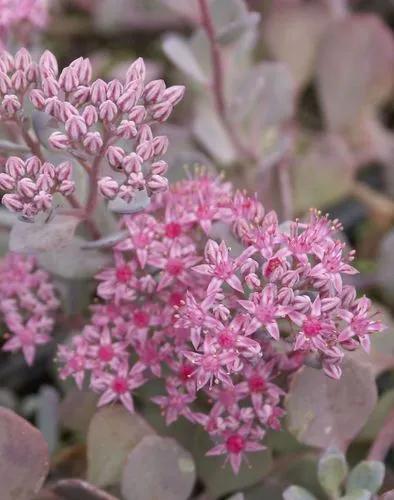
[264,257,282,277]
[179,364,194,381]
[133,310,150,328]
[218,329,234,348]
[166,258,184,276]
[226,434,245,454]
[112,377,128,394]
[169,291,183,307]
[256,305,275,324]
[303,318,322,337]
[165,222,182,239]
[98,345,114,362]
[116,265,132,283]
[248,374,266,393]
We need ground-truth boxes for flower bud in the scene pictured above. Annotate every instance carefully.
[137,123,153,143]
[152,135,169,156]
[149,100,173,122]
[56,161,73,181]
[147,174,168,193]
[17,178,37,198]
[45,97,62,118]
[99,100,118,122]
[90,79,107,105]
[5,156,25,178]
[128,105,146,123]
[163,85,185,106]
[136,141,154,161]
[122,153,142,174]
[117,90,137,113]
[1,94,21,116]
[39,50,58,77]
[98,176,119,199]
[127,172,145,189]
[0,172,15,190]
[71,57,92,85]
[59,102,79,122]
[82,105,98,126]
[83,131,103,154]
[126,57,146,83]
[2,193,23,212]
[116,120,137,139]
[107,80,123,101]
[49,132,69,150]
[106,145,124,167]
[29,89,46,109]
[22,202,37,218]
[72,85,90,106]
[42,162,56,178]
[0,71,11,94]
[59,67,79,92]
[42,77,59,97]
[36,173,54,191]
[151,160,168,176]
[11,70,28,92]
[25,156,42,176]
[14,48,32,70]
[59,180,75,195]
[65,115,87,141]
[0,51,14,73]
[34,191,52,211]
[143,79,165,103]
[118,184,135,202]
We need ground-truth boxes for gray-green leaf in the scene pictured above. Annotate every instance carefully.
[346,461,385,495]
[283,485,317,500]
[318,448,348,497]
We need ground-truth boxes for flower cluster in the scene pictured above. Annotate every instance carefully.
[0,155,74,216]
[0,0,48,49]
[58,173,383,472]
[0,252,59,365]
[0,48,184,215]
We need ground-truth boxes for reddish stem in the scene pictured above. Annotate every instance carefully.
[368,407,394,462]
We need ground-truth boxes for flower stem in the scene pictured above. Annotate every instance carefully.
[368,407,394,461]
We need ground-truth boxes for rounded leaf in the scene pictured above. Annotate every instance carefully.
[318,449,348,497]
[346,461,385,495]
[121,435,196,500]
[283,485,317,500]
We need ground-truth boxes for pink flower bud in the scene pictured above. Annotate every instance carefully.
[25,156,42,176]
[98,176,119,199]
[45,97,62,118]
[42,162,56,178]
[59,102,79,122]
[22,202,38,218]
[99,100,118,122]
[0,51,14,73]
[0,71,11,94]
[14,48,32,70]
[11,70,28,92]
[83,131,103,154]
[125,79,144,102]
[65,115,87,141]
[42,77,59,97]
[36,173,54,191]
[127,172,145,189]
[6,157,25,178]
[90,79,107,105]
[126,57,146,83]
[163,85,185,106]
[152,135,169,156]
[128,105,146,123]
[106,145,124,167]
[2,193,23,212]
[122,153,142,174]
[25,63,38,83]
[107,80,123,101]
[136,141,154,161]
[34,191,53,211]
[117,90,137,113]
[56,161,73,181]
[149,100,173,122]
[0,172,15,190]
[147,174,168,193]
[59,67,79,92]
[59,180,75,195]
[29,89,46,109]
[118,184,135,202]
[82,105,98,126]
[137,124,153,143]
[17,178,37,198]
[39,50,58,77]
[72,85,90,106]
[116,120,137,139]
[71,57,92,85]
[143,79,165,103]
[1,95,21,116]
[49,132,70,150]
[151,160,168,176]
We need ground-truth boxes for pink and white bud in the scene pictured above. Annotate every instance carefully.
[17,178,37,198]
[42,162,56,179]
[82,105,98,126]
[59,180,75,196]
[34,191,53,211]
[42,77,59,98]
[25,63,38,83]
[122,153,142,174]
[25,156,42,176]
[29,89,46,109]
[36,173,55,191]
[137,123,153,143]
[136,141,154,161]
[11,70,28,92]
[65,115,87,141]
[5,157,25,178]
[126,57,146,83]
[106,145,124,168]
[118,184,135,203]
[39,50,58,77]
[163,85,185,106]
[151,160,168,176]
[127,172,145,189]
[56,161,73,181]
[45,97,62,119]
[22,202,38,218]
[98,177,119,199]
[128,105,146,123]
[152,135,169,156]
[107,80,123,101]
[71,57,92,85]
[2,193,23,212]
[0,51,14,73]
[14,48,32,70]
[116,120,137,139]
[72,85,90,106]
[59,102,79,122]
[49,132,70,150]
[59,67,79,92]
[147,174,168,193]
[143,79,165,103]
[99,100,118,122]
[149,100,173,122]
[90,79,107,105]
[0,172,15,190]
[117,90,137,113]
[1,94,21,116]
[125,78,144,102]
[0,71,11,94]
[83,131,103,154]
